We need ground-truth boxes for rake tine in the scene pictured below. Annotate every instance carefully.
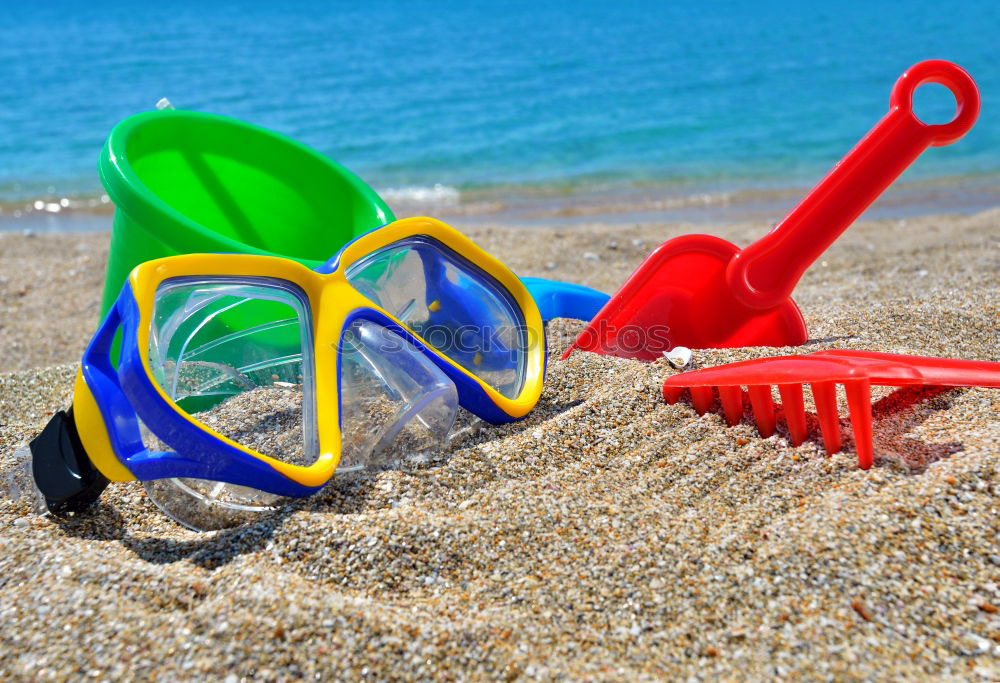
[689,385,714,414]
[718,386,744,426]
[777,383,808,446]
[811,381,842,455]
[663,384,685,404]
[747,385,776,437]
[844,379,874,469]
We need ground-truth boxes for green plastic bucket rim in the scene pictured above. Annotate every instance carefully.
[97,109,394,264]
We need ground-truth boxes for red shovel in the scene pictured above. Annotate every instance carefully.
[564,60,980,361]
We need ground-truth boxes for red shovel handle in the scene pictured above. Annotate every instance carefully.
[726,60,980,310]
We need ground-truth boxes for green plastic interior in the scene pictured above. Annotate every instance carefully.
[122,113,390,260]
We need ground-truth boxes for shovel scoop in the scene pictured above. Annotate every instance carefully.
[564,60,980,361]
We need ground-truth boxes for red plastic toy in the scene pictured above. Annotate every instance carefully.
[662,350,1000,469]
[564,60,980,360]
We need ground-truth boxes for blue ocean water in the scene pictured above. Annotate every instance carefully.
[1,0,997,209]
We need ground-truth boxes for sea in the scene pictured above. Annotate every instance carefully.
[1,0,998,229]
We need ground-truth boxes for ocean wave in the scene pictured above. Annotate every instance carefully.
[378,184,460,206]
[0,193,111,219]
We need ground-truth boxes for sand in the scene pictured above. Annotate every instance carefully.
[0,209,998,680]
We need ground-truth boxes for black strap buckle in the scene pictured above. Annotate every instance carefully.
[30,408,109,514]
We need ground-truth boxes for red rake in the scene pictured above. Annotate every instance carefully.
[662,350,1000,469]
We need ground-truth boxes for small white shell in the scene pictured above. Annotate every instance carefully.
[663,346,693,369]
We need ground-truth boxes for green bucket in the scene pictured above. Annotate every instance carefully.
[98,109,395,315]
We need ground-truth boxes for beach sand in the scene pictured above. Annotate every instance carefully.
[0,209,998,679]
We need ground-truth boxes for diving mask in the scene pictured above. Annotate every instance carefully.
[21,217,545,529]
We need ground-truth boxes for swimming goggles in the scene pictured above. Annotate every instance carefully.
[26,217,545,528]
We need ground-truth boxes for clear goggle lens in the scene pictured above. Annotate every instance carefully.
[139,275,462,530]
[345,236,529,399]
[337,318,459,470]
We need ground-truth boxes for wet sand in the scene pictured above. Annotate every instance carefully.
[0,208,998,679]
